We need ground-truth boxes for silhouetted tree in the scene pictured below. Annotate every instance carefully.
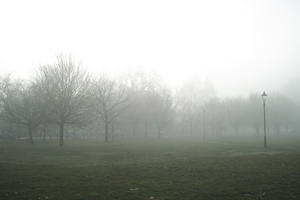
[92,75,129,143]
[0,76,45,143]
[35,55,91,146]
[151,87,175,138]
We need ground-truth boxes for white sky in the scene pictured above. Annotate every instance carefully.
[0,0,299,97]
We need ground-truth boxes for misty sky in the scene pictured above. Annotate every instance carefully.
[0,0,299,97]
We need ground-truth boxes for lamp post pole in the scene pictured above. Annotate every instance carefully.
[262,91,267,148]
[263,99,267,148]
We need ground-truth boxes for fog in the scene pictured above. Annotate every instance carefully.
[1,0,299,98]
[1,1,300,199]
[0,54,299,144]
[0,0,299,141]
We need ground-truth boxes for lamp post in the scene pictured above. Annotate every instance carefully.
[262,91,267,148]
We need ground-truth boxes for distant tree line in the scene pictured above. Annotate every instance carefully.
[0,55,299,145]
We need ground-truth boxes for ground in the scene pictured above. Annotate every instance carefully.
[0,136,299,200]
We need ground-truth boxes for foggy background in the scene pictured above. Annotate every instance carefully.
[0,0,299,99]
[1,1,300,200]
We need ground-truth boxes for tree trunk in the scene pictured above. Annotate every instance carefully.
[234,125,239,136]
[220,127,224,137]
[59,122,64,146]
[202,127,206,142]
[28,125,33,144]
[105,119,109,143]
[158,126,161,138]
[189,120,193,136]
[39,131,42,142]
[131,123,136,137]
[144,120,148,137]
[202,117,206,142]
[43,125,46,143]
[276,125,280,136]
[255,126,260,136]
[111,122,114,142]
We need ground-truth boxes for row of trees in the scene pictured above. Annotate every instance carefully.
[0,56,299,145]
[0,56,174,145]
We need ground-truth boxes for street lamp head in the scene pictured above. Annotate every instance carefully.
[261,91,267,102]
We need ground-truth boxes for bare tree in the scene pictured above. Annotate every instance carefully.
[120,70,161,137]
[35,55,91,146]
[0,76,44,143]
[92,75,129,143]
[151,87,175,138]
[176,78,215,136]
[224,97,246,136]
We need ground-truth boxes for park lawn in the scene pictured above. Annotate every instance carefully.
[0,137,299,200]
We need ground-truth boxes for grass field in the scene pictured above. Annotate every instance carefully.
[0,136,299,200]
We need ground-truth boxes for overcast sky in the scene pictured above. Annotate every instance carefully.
[0,0,299,97]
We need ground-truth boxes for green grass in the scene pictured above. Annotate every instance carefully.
[0,136,300,200]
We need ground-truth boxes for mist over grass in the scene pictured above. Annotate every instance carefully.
[1,137,300,200]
